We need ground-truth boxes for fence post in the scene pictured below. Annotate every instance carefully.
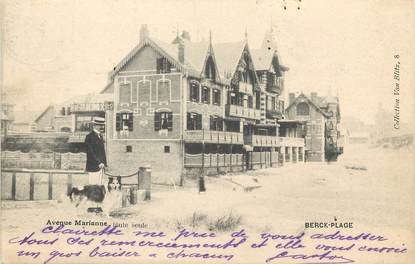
[139,166,151,200]
[29,173,34,200]
[67,174,73,195]
[11,172,16,200]
[48,172,53,200]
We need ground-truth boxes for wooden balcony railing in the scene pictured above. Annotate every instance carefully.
[70,103,105,112]
[244,135,305,147]
[184,130,244,145]
[226,104,261,120]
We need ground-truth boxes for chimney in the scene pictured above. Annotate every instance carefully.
[180,30,191,41]
[289,93,295,105]
[310,92,318,103]
[139,24,149,43]
[178,41,185,64]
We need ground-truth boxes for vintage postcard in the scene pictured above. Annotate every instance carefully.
[1,0,414,263]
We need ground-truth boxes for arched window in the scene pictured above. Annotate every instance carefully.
[296,102,310,116]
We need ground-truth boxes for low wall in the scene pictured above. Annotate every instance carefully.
[0,167,151,203]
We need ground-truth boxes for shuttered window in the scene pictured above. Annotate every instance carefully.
[187,112,202,130]
[155,112,173,131]
[190,81,200,102]
[156,57,171,74]
[210,116,223,131]
[115,113,133,131]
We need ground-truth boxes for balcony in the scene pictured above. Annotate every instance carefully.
[244,134,304,147]
[266,84,281,94]
[184,130,244,145]
[266,109,283,119]
[226,105,261,120]
[71,103,105,113]
[238,82,253,95]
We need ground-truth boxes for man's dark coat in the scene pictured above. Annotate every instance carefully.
[85,131,107,172]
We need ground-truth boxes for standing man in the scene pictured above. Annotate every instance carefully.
[85,116,107,185]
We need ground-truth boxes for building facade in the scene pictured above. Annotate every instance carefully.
[98,26,305,184]
[286,92,342,162]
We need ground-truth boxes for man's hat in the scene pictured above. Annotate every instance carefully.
[92,116,105,125]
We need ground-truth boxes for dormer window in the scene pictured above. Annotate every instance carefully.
[205,56,216,80]
[156,57,171,74]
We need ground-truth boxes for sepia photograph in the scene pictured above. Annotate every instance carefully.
[1,0,414,263]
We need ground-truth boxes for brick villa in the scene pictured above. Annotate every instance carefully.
[27,25,314,184]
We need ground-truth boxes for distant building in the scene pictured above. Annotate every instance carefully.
[1,92,14,143]
[34,93,113,136]
[286,92,342,161]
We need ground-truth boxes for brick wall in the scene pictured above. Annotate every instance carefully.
[286,97,325,161]
[113,73,182,140]
[107,140,183,185]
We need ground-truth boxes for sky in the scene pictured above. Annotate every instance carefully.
[2,0,414,125]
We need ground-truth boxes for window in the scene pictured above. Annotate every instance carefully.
[154,112,173,131]
[205,56,216,80]
[202,86,210,104]
[156,57,171,74]
[247,96,253,108]
[210,116,223,131]
[190,81,200,102]
[255,92,261,109]
[187,112,202,130]
[60,107,66,116]
[212,89,221,105]
[296,102,310,116]
[236,93,243,106]
[119,84,131,104]
[164,146,170,153]
[229,92,237,105]
[126,145,133,152]
[116,113,133,131]
[271,97,276,110]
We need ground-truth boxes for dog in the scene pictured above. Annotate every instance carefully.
[67,176,123,216]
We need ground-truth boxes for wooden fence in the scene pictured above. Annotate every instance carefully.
[1,151,86,170]
[1,167,151,203]
[184,151,285,170]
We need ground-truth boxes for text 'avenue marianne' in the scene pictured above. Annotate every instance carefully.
[393,54,400,129]
[6,224,409,264]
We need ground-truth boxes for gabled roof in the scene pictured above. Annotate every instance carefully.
[179,39,210,74]
[286,93,331,118]
[109,37,191,80]
[35,105,54,123]
[251,49,289,72]
[212,41,246,80]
